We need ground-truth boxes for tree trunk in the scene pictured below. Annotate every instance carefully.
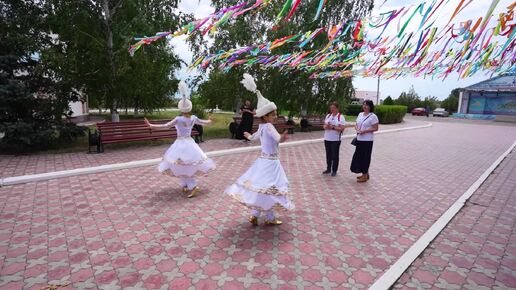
[134,102,139,116]
[234,97,241,117]
[102,0,119,122]
[300,104,307,118]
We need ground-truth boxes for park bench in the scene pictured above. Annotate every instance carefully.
[300,116,326,132]
[230,116,295,138]
[300,115,355,132]
[88,120,198,153]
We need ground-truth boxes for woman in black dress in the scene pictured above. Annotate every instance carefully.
[236,100,255,140]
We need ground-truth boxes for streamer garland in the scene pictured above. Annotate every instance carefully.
[130,0,516,80]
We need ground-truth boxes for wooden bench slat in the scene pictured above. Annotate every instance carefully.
[102,134,176,142]
[91,119,199,152]
[101,130,198,139]
[97,121,169,128]
[100,128,170,135]
[102,132,176,140]
[102,133,176,141]
[102,136,176,144]
[300,116,326,132]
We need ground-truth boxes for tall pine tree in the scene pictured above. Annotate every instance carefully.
[0,0,84,153]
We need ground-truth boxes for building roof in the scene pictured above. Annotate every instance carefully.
[463,73,516,92]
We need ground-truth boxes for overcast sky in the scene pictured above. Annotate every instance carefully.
[170,0,513,100]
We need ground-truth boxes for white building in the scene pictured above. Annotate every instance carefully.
[69,99,89,117]
[355,90,380,104]
[68,89,89,117]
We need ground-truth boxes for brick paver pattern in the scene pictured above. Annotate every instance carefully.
[0,121,515,289]
[394,150,516,290]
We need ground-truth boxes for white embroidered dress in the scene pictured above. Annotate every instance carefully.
[151,115,216,178]
[225,123,294,211]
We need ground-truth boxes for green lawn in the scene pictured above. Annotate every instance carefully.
[344,115,357,122]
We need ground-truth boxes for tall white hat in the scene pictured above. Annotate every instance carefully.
[240,73,276,117]
[177,81,192,113]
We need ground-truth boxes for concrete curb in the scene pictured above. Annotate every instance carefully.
[0,123,432,187]
[369,140,516,290]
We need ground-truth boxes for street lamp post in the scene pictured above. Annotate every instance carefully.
[376,75,380,104]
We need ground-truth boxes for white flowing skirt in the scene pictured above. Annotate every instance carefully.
[159,137,215,178]
[225,157,294,211]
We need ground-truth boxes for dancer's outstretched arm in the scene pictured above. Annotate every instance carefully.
[144,117,178,129]
[194,114,213,126]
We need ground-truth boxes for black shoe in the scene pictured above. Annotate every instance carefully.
[331,172,337,177]
[322,170,331,174]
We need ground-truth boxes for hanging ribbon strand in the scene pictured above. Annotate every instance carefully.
[313,0,327,21]
[129,0,270,56]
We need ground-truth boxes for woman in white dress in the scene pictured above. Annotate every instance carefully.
[144,81,216,197]
[225,74,294,226]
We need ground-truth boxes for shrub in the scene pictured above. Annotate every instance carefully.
[383,96,394,105]
[0,120,86,153]
[345,104,363,116]
[190,95,207,119]
[375,105,407,124]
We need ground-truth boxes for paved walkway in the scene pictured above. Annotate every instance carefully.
[0,121,514,289]
[394,150,516,290]
[0,120,415,178]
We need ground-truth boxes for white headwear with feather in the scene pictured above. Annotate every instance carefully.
[240,73,276,117]
[177,80,192,113]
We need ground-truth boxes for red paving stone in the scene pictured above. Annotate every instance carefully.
[0,121,514,289]
[394,147,516,290]
[0,120,415,178]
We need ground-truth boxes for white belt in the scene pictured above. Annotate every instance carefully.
[260,152,279,160]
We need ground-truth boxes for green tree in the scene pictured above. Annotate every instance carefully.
[420,96,440,110]
[196,0,373,116]
[441,88,461,113]
[197,69,253,112]
[42,0,187,120]
[383,96,394,105]
[395,86,421,112]
[0,0,84,153]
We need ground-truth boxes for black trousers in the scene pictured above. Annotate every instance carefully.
[350,141,374,174]
[324,140,341,173]
[193,124,203,143]
[236,115,254,140]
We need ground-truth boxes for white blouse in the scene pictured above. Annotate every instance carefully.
[249,123,281,155]
[148,115,211,138]
[324,113,346,141]
[356,112,379,141]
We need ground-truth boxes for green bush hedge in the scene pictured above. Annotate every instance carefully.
[345,104,363,116]
[375,105,407,124]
